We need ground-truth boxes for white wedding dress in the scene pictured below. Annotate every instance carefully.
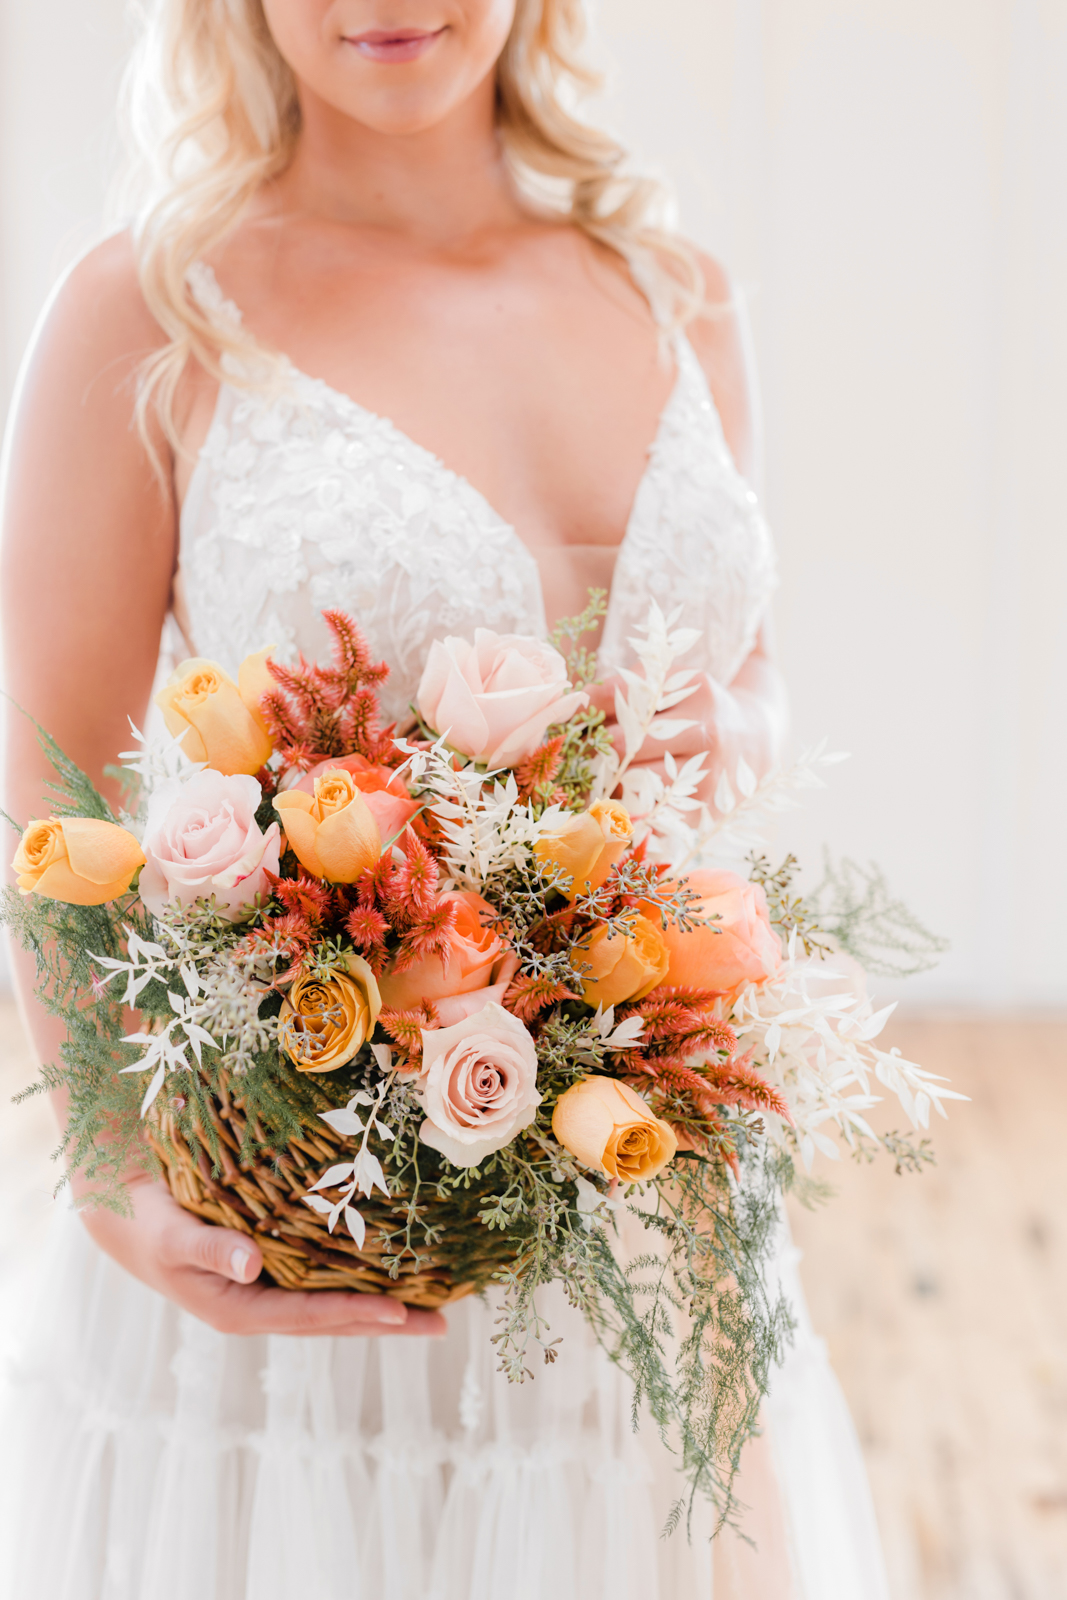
[0,262,890,1600]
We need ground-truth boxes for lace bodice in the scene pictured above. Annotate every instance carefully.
[175,262,776,721]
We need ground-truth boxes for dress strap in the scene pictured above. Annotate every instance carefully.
[187,260,243,329]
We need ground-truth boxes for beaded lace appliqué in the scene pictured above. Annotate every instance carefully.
[178,263,776,721]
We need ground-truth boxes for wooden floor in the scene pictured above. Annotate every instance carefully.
[788,1017,1067,1600]
[0,1005,1064,1596]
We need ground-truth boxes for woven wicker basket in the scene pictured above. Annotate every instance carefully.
[147,1075,523,1309]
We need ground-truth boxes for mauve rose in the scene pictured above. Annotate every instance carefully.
[417,1002,541,1167]
[140,770,280,922]
[287,754,420,847]
[416,630,588,768]
[378,890,518,1023]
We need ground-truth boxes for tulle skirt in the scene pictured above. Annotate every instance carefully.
[0,1209,889,1599]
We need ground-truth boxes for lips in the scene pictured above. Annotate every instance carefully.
[345,26,446,64]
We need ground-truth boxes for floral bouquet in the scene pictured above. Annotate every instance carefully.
[5,597,957,1520]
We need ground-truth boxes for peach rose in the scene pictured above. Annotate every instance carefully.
[139,770,281,922]
[656,870,783,997]
[534,799,632,899]
[577,915,670,1009]
[553,1077,677,1183]
[279,955,382,1073]
[417,1002,542,1167]
[155,647,275,775]
[274,768,382,882]
[378,890,519,1023]
[287,754,421,848]
[416,630,588,768]
[13,817,144,906]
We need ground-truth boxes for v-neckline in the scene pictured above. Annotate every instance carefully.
[185,260,697,645]
[278,348,688,637]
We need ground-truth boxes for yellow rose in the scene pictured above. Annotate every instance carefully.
[273,768,382,882]
[534,799,632,899]
[553,1076,677,1182]
[577,914,670,1008]
[12,817,145,906]
[279,954,382,1073]
[155,648,275,775]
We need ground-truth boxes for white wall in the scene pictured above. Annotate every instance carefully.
[2,0,1065,1009]
[0,0,131,426]
[592,0,1067,1010]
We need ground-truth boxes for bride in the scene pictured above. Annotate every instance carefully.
[0,2,890,1596]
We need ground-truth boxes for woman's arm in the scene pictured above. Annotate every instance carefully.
[1,234,443,1336]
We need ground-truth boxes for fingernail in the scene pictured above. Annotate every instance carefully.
[230,1247,253,1282]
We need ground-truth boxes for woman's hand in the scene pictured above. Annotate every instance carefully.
[588,619,788,809]
[77,1174,448,1338]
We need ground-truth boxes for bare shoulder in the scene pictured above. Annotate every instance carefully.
[675,247,755,481]
[24,230,165,411]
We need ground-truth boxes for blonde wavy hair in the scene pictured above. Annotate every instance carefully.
[120,0,704,451]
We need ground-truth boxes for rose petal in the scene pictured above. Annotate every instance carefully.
[486,688,589,768]
[274,791,327,878]
[314,794,382,882]
[61,818,145,888]
[30,858,135,906]
[238,645,277,737]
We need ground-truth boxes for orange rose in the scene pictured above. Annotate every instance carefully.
[655,870,783,998]
[278,955,381,1072]
[274,768,382,882]
[155,648,274,775]
[534,799,632,899]
[288,754,420,848]
[378,890,519,1024]
[577,915,670,1009]
[553,1076,677,1182]
[12,817,145,906]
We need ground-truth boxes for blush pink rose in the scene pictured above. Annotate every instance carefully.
[140,770,281,922]
[656,869,783,998]
[417,1002,542,1167]
[286,754,420,848]
[378,890,519,1022]
[416,630,588,768]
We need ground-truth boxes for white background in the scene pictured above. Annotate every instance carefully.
[2,0,1065,1009]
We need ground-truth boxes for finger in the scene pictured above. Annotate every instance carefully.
[269,1306,449,1339]
[186,1277,413,1336]
[159,1208,266,1284]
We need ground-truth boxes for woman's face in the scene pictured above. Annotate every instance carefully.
[262,0,518,137]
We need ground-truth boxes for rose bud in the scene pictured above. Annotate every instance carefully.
[415,630,588,768]
[155,647,275,776]
[552,1076,677,1183]
[279,955,382,1073]
[653,870,783,999]
[12,817,144,906]
[577,915,670,1009]
[274,768,382,882]
[534,799,632,899]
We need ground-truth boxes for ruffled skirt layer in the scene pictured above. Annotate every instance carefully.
[0,1212,888,1599]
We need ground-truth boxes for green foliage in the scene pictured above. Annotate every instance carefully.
[747,852,833,959]
[849,1128,935,1176]
[809,852,949,979]
[487,1135,794,1536]
[549,588,608,691]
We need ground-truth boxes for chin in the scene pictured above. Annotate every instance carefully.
[351,95,462,137]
